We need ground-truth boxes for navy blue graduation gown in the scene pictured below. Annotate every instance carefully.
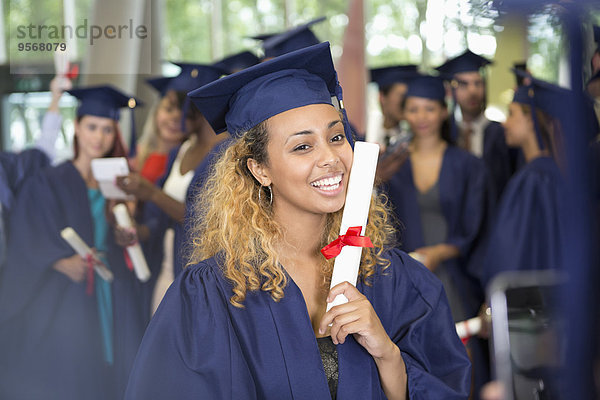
[481,156,565,287]
[0,149,50,265]
[0,161,147,400]
[125,249,471,399]
[383,146,491,319]
[482,121,521,200]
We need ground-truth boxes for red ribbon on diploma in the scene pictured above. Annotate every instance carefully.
[320,226,374,260]
[85,254,95,296]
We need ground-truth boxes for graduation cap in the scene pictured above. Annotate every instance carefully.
[512,69,573,150]
[594,25,600,53]
[370,65,419,90]
[146,63,229,97]
[212,51,260,74]
[404,75,446,101]
[257,17,326,59]
[187,42,354,147]
[147,63,229,138]
[436,49,493,77]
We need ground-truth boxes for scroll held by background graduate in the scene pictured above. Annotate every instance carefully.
[112,204,151,282]
[321,141,379,311]
[60,227,113,282]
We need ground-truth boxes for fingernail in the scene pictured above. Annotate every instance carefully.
[318,328,324,334]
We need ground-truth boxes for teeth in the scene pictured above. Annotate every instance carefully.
[311,175,342,190]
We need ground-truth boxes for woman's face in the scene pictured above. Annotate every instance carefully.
[403,97,447,139]
[503,102,533,147]
[155,92,186,142]
[250,103,353,219]
[75,115,116,160]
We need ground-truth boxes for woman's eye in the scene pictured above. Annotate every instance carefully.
[331,133,345,142]
[293,144,310,152]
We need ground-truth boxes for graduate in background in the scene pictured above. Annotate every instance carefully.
[125,42,470,400]
[480,71,568,287]
[116,64,229,315]
[437,50,520,200]
[380,75,492,399]
[135,66,194,184]
[381,75,490,321]
[368,65,418,151]
[0,86,146,399]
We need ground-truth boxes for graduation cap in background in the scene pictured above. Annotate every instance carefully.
[67,85,143,157]
[146,63,229,97]
[254,17,326,59]
[404,74,446,101]
[147,63,229,137]
[511,69,573,150]
[370,65,419,90]
[212,51,260,74]
[187,41,354,147]
[594,25,600,53]
[436,49,493,77]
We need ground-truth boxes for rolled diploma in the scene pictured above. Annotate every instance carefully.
[326,141,380,312]
[112,204,151,282]
[455,316,482,340]
[60,227,114,282]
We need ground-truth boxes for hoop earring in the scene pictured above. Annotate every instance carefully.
[266,185,273,206]
[258,185,273,206]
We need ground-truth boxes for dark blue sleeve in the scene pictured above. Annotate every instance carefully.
[384,250,471,399]
[0,149,50,210]
[124,262,257,400]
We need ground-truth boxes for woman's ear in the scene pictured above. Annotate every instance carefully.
[247,158,272,187]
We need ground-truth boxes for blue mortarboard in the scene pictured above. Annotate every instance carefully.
[147,62,229,137]
[258,17,326,59]
[436,49,492,77]
[370,65,419,89]
[187,42,354,147]
[67,85,140,120]
[67,85,143,157]
[404,75,446,101]
[146,63,228,97]
[594,25,600,52]
[213,51,260,74]
[512,69,573,150]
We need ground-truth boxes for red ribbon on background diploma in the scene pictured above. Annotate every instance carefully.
[320,226,374,259]
[85,254,95,296]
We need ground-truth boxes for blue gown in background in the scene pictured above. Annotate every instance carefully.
[482,121,523,200]
[0,161,148,399]
[125,249,471,399]
[382,146,492,321]
[0,149,50,267]
[480,156,565,288]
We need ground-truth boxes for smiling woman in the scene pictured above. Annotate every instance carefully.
[125,42,471,400]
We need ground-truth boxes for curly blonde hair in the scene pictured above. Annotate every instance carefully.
[187,121,397,307]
